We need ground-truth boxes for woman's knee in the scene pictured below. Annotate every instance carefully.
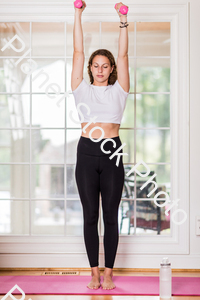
[103,210,119,226]
[83,210,99,226]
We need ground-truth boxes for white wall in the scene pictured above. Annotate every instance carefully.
[190,0,200,256]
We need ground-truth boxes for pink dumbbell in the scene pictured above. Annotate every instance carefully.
[114,3,128,15]
[74,0,83,8]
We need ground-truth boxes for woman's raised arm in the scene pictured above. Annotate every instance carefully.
[71,1,86,91]
[115,2,130,93]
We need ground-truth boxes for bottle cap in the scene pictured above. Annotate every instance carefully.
[160,257,171,266]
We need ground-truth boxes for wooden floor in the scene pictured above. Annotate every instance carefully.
[0,269,200,300]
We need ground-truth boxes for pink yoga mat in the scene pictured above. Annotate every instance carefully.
[0,275,199,296]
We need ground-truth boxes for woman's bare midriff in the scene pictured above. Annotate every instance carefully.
[81,122,120,139]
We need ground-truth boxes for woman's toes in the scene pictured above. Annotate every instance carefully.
[87,276,101,289]
[101,277,115,290]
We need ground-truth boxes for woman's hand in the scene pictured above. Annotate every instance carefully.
[115,2,129,17]
[74,0,86,14]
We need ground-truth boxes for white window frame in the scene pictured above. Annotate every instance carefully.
[0,0,190,268]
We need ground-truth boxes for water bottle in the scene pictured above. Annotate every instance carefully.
[159,257,172,298]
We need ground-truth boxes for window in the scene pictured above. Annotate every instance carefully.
[0,2,189,261]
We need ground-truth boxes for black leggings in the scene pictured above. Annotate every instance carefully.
[75,135,125,269]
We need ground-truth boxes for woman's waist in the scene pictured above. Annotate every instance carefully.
[81,122,120,139]
[77,135,123,156]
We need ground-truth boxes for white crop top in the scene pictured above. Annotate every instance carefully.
[72,78,129,124]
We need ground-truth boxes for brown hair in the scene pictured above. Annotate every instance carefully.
[87,49,117,85]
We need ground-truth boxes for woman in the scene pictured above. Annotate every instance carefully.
[71,1,130,290]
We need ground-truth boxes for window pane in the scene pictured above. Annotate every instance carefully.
[0,200,29,234]
[31,59,65,93]
[66,200,83,235]
[66,23,73,57]
[66,94,82,129]
[31,129,64,163]
[67,165,79,199]
[123,165,135,199]
[31,164,64,199]
[136,163,171,199]
[136,129,170,163]
[136,94,170,127]
[136,172,168,200]
[0,129,30,162]
[0,22,30,57]
[127,58,135,93]
[119,199,136,235]
[120,94,134,128]
[0,165,29,199]
[51,166,64,197]
[122,164,170,199]
[31,200,64,235]
[79,22,99,57]
[136,200,171,235]
[136,58,170,92]
[0,95,30,128]
[102,22,135,57]
[0,59,30,93]
[136,22,170,56]
[67,22,101,57]
[119,129,134,164]
[32,94,65,128]
[66,129,82,164]
[32,22,65,56]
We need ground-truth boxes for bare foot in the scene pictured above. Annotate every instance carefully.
[101,269,116,290]
[87,269,101,289]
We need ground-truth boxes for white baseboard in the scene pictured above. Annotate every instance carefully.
[0,253,199,269]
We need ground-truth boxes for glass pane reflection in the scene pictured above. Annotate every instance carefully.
[118,200,171,236]
[31,129,64,163]
[0,23,30,57]
[136,94,170,128]
[32,22,65,56]
[120,94,134,128]
[66,200,83,235]
[0,164,29,199]
[136,22,170,56]
[136,164,171,199]
[136,129,170,163]
[0,95,30,128]
[31,165,64,199]
[67,165,79,199]
[32,94,65,128]
[31,200,64,235]
[66,129,82,164]
[136,58,170,92]
[121,164,170,200]
[119,129,134,164]
[136,200,170,235]
[0,59,30,93]
[119,199,135,235]
[31,59,65,93]
[0,130,30,162]
[0,200,29,234]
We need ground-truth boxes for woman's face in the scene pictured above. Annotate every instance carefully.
[90,55,114,85]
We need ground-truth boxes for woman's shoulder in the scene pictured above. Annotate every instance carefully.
[111,79,129,96]
[71,78,89,95]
